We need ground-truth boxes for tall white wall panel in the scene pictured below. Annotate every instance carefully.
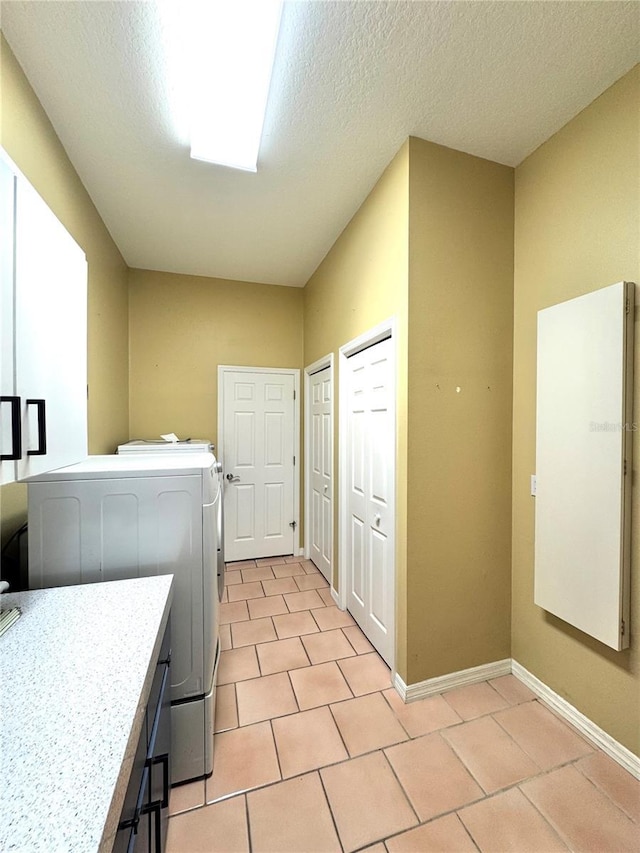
[534,281,634,651]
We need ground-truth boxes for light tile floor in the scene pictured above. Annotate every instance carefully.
[167,557,640,853]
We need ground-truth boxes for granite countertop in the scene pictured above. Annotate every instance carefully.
[0,575,173,853]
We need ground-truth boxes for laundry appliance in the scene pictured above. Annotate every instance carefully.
[117,439,213,454]
[26,451,224,785]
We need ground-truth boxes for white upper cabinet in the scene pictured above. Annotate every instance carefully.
[1,150,88,484]
[0,157,17,483]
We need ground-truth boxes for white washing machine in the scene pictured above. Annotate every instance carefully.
[117,439,213,454]
[26,451,224,785]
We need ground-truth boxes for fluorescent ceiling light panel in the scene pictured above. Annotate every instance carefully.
[161,0,283,172]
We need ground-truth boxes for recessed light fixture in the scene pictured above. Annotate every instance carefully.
[160,0,283,172]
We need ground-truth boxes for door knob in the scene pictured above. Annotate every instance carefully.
[226,473,237,481]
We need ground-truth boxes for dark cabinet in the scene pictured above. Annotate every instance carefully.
[114,624,171,853]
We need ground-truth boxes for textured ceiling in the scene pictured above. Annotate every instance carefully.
[1,1,638,287]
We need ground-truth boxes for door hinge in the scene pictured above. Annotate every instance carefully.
[293,455,296,466]
[289,520,297,530]
[625,297,631,315]
[621,619,625,637]
[294,389,296,400]
[624,459,627,476]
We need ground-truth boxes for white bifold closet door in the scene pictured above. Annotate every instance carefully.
[309,366,332,581]
[345,337,394,666]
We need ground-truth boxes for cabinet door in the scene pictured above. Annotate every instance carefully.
[148,642,171,853]
[14,175,87,479]
[113,721,148,853]
[0,158,17,484]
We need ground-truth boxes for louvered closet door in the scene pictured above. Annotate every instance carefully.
[222,370,295,561]
[345,337,394,665]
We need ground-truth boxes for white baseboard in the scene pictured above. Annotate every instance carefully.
[511,660,640,780]
[394,658,512,703]
[330,587,340,606]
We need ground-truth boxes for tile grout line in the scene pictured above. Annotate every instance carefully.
[379,810,482,853]
[383,729,595,829]
[572,756,640,824]
[316,769,346,853]
[451,813,482,852]
[378,689,415,742]
[449,750,628,824]
[267,718,284,784]
[254,641,264,678]
[577,762,640,825]
[418,728,490,801]
[243,793,253,853]
[439,714,610,809]
[486,675,521,706]
[522,755,640,827]
[395,696,537,740]
[326,698,355,760]
[378,748,422,829]
[440,709,540,794]
[340,625,364,656]
[489,698,559,770]
[438,679,505,718]
[213,680,239,736]
[517,776,576,850]
[284,658,302,718]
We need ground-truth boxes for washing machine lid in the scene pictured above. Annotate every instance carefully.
[23,453,217,481]
[117,439,213,453]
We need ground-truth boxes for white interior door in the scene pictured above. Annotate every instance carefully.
[344,336,395,666]
[308,365,332,581]
[221,368,297,561]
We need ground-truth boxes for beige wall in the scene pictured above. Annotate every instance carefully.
[303,142,410,675]
[512,66,640,753]
[406,138,514,683]
[303,143,410,367]
[0,36,129,547]
[303,138,514,687]
[128,269,303,446]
